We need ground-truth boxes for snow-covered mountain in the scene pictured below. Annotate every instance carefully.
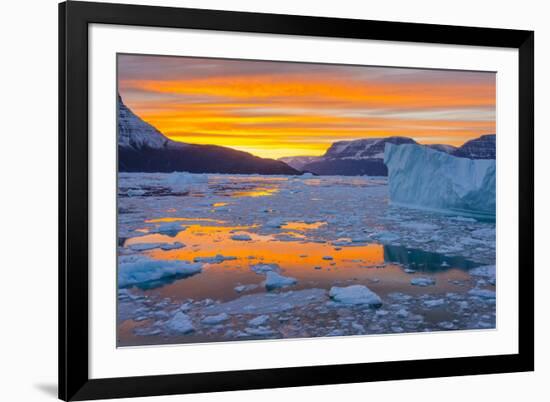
[117,94,299,175]
[278,155,322,170]
[323,137,417,160]
[277,134,495,176]
[118,93,176,150]
[293,137,417,176]
[452,134,495,159]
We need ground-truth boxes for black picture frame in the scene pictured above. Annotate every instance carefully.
[59,1,534,400]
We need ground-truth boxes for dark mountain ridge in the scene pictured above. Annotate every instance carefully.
[118,95,299,175]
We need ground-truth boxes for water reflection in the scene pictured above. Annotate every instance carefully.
[122,220,477,300]
[383,245,479,272]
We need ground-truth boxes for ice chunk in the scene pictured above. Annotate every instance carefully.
[159,242,185,250]
[423,299,445,308]
[128,242,164,251]
[165,311,195,334]
[118,256,202,287]
[245,327,275,336]
[265,272,297,290]
[410,277,436,287]
[129,241,185,251]
[372,231,400,243]
[384,143,495,216]
[230,233,252,241]
[469,265,496,284]
[329,285,382,306]
[127,189,146,197]
[201,313,229,325]
[165,172,208,191]
[234,284,259,293]
[154,221,186,234]
[251,263,280,274]
[248,315,269,326]
[193,254,237,264]
[468,288,496,299]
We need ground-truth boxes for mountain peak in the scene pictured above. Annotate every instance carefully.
[324,136,417,160]
[118,94,178,150]
[452,134,495,159]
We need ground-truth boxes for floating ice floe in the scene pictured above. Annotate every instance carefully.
[329,285,382,306]
[400,222,439,231]
[205,288,326,315]
[165,172,209,192]
[423,299,445,308]
[248,315,269,326]
[468,288,496,299]
[469,265,496,278]
[193,254,237,264]
[245,327,275,336]
[128,241,185,251]
[118,256,202,287]
[230,233,252,241]
[127,189,146,197]
[251,263,280,274]
[234,284,259,293]
[265,218,287,228]
[201,313,230,325]
[159,242,185,250]
[410,277,436,287]
[154,221,186,235]
[372,231,400,243]
[165,311,195,334]
[128,242,165,251]
[384,143,495,216]
[264,272,297,290]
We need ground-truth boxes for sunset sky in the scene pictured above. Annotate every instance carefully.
[118,54,496,159]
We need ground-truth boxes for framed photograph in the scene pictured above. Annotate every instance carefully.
[59,1,534,400]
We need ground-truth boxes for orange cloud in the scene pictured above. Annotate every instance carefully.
[119,60,495,159]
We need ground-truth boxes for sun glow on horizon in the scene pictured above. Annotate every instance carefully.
[118,55,496,159]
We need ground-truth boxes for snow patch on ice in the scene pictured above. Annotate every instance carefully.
[410,277,436,287]
[201,313,230,325]
[230,233,252,241]
[193,254,237,264]
[329,285,382,306]
[264,272,297,290]
[165,311,195,334]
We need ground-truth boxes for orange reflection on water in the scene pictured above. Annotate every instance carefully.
[281,221,327,231]
[124,221,472,302]
[230,188,278,198]
[131,224,384,269]
[145,217,226,224]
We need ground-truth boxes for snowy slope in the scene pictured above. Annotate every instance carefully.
[117,94,299,175]
[118,94,180,150]
[452,134,496,159]
[299,137,417,176]
[384,143,495,216]
[324,137,417,160]
[278,155,322,170]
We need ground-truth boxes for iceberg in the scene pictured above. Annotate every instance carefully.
[384,144,495,216]
[118,255,202,287]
